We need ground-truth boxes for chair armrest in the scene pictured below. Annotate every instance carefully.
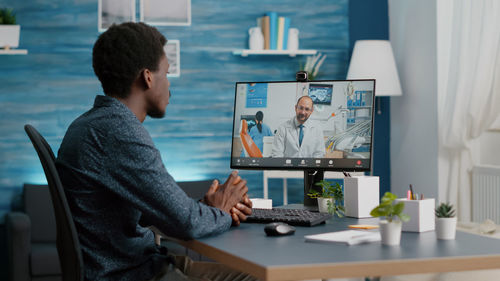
[6,212,31,281]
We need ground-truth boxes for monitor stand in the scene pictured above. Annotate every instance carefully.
[303,170,324,211]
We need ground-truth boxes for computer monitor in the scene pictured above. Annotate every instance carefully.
[230,80,376,207]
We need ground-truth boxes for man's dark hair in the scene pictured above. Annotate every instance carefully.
[92,22,167,98]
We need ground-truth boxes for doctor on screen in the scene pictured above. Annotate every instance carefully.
[271,96,325,158]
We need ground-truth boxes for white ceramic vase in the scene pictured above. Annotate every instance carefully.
[0,25,20,49]
[436,217,457,240]
[248,27,264,50]
[317,197,333,214]
[287,28,299,51]
[379,220,402,246]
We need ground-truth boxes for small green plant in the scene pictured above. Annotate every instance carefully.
[435,202,455,218]
[370,192,410,223]
[0,8,16,24]
[307,180,345,217]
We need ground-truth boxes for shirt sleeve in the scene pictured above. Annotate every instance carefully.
[103,127,232,240]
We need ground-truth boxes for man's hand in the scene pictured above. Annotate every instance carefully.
[230,194,252,226]
[203,171,248,215]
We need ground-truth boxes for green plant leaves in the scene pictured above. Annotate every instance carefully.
[0,8,16,25]
[370,192,410,223]
[309,180,344,217]
[435,202,456,218]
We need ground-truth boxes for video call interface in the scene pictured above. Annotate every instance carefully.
[231,80,375,171]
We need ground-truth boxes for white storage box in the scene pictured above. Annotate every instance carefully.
[395,198,435,232]
[344,176,379,218]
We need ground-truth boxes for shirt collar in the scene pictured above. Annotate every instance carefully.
[93,95,139,120]
[294,117,309,128]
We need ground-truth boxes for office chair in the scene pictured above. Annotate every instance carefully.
[239,120,263,157]
[24,124,84,281]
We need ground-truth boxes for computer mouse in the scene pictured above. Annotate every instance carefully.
[264,222,296,236]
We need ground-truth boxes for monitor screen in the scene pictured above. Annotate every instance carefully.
[230,80,375,172]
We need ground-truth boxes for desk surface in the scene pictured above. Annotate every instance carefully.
[172,207,500,281]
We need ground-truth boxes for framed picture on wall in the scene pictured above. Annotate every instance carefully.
[140,0,191,26]
[165,40,180,77]
[98,0,136,32]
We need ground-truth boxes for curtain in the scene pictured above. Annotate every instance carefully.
[439,0,500,221]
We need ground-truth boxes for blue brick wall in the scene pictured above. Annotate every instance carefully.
[0,0,349,220]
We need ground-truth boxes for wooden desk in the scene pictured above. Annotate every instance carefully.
[168,210,500,281]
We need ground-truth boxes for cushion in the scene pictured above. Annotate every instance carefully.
[30,243,61,276]
[24,184,57,242]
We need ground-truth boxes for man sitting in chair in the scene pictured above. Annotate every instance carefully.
[56,22,255,281]
[271,96,325,158]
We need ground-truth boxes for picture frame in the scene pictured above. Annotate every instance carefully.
[140,0,191,26]
[98,0,136,32]
[165,40,180,77]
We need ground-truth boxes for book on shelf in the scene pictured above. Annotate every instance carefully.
[266,12,278,50]
[261,16,270,50]
[283,17,291,50]
[277,17,285,50]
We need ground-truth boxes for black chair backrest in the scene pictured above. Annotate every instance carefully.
[24,124,83,281]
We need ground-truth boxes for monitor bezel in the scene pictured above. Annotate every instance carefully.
[229,79,376,172]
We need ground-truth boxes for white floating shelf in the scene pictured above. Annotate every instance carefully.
[233,49,317,57]
[0,49,28,55]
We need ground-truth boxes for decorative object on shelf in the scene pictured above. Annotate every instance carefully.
[164,40,180,77]
[98,0,135,32]
[248,27,264,50]
[347,40,402,114]
[140,0,191,26]
[300,52,327,81]
[0,8,20,50]
[435,202,457,240]
[370,192,410,245]
[307,180,344,217]
[287,28,299,51]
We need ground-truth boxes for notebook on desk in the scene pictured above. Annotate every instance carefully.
[305,230,380,245]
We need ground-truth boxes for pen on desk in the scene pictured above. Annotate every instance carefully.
[409,184,415,200]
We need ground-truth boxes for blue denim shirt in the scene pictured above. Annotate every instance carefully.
[56,95,231,281]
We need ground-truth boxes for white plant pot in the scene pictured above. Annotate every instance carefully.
[436,217,457,240]
[317,197,333,214]
[0,25,20,48]
[379,220,402,246]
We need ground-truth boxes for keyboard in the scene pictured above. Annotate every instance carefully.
[245,208,332,227]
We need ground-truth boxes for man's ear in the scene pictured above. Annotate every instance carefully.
[141,69,153,90]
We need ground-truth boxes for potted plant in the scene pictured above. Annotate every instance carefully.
[435,202,457,240]
[370,192,410,246]
[0,8,20,49]
[307,180,344,217]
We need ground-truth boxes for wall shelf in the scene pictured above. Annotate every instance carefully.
[0,49,28,55]
[233,49,317,57]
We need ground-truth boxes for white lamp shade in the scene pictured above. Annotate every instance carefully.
[347,40,402,96]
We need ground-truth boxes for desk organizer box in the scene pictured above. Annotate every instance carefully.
[344,176,380,218]
[395,198,435,232]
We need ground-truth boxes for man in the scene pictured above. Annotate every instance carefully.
[271,96,325,158]
[56,22,255,281]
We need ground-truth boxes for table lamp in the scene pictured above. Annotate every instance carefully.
[347,40,402,114]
